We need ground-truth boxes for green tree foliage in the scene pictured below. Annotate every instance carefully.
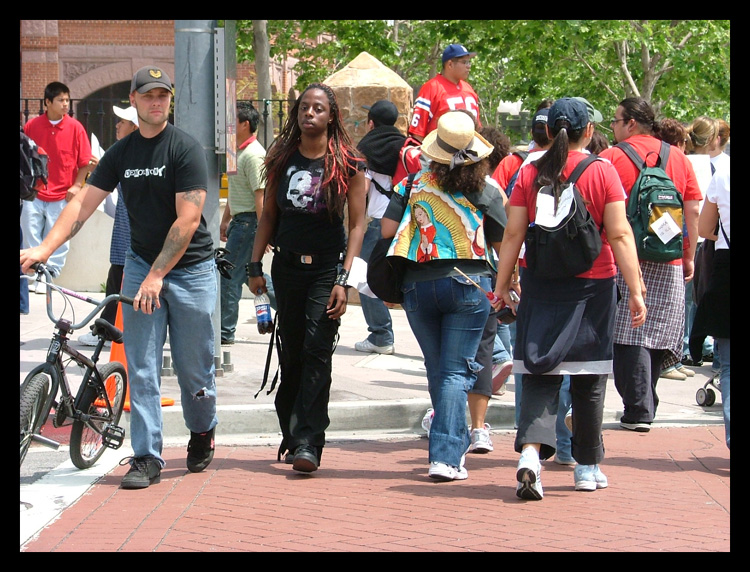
[236,20,730,131]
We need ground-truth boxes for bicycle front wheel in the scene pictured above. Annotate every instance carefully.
[70,361,127,470]
[20,373,52,467]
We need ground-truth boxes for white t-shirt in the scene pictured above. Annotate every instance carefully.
[705,164,730,250]
[365,169,393,219]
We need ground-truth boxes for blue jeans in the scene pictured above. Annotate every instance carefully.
[122,252,218,466]
[20,197,69,276]
[556,375,573,461]
[716,338,730,449]
[20,221,29,314]
[220,212,257,341]
[492,323,512,364]
[403,274,490,468]
[359,218,394,346]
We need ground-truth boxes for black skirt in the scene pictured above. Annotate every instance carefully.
[513,274,617,376]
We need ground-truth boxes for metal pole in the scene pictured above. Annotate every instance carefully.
[174,20,223,371]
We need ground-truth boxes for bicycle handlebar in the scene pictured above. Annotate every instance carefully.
[29,263,136,331]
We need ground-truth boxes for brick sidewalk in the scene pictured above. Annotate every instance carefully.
[22,425,729,552]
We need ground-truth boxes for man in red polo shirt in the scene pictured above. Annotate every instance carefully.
[22,81,92,288]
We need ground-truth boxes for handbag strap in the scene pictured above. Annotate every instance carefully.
[719,216,730,248]
[255,312,281,398]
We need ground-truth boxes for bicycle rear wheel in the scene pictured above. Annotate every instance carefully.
[20,373,52,467]
[70,362,127,470]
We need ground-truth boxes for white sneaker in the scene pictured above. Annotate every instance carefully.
[574,464,609,491]
[34,282,47,295]
[428,461,468,482]
[78,331,102,346]
[421,408,434,437]
[516,449,543,500]
[354,338,394,355]
[491,360,513,395]
[468,423,494,453]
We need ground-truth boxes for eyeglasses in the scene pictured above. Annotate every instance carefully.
[453,59,472,66]
[610,117,628,125]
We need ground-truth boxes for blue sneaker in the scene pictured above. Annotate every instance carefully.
[574,464,608,491]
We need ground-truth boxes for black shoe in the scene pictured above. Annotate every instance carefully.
[681,355,703,367]
[283,452,295,465]
[702,352,714,363]
[292,444,318,473]
[120,456,161,489]
[186,427,215,473]
[221,338,234,345]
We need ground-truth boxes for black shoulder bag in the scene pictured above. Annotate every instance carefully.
[366,173,417,304]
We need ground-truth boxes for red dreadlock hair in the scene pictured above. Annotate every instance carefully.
[263,83,364,219]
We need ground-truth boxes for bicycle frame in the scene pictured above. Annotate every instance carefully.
[21,264,132,454]
[25,324,116,448]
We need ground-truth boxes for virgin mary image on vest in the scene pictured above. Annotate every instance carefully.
[410,200,454,261]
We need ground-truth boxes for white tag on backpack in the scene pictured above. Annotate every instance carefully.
[535,184,574,228]
[650,212,681,244]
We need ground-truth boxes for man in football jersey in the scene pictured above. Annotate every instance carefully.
[408,43,481,142]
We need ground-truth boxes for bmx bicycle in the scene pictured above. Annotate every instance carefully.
[20,263,134,470]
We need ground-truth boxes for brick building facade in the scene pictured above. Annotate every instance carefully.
[19,20,292,146]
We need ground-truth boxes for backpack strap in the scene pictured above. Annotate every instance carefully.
[370,177,393,199]
[565,153,601,185]
[564,153,602,233]
[616,140,671,170]
[614,141,645,170]
[657,139,671,169]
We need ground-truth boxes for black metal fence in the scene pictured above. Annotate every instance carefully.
[21,97,289,151]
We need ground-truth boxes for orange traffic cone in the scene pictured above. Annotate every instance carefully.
[110,299,174,411]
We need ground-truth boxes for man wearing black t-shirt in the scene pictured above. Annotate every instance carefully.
[21,66,218,490]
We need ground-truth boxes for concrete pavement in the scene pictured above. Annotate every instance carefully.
[20,288,729,551]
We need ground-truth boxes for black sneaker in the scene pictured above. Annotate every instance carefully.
[120,456,161,489]
[292,444,319,473]
[682,355,703,367]
[187,427,215,472]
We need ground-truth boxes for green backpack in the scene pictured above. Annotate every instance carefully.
[616,140,684,262]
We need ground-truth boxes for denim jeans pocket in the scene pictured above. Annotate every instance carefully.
[450,275,484,306]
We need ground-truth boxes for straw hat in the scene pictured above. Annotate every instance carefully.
[421,111,493,170]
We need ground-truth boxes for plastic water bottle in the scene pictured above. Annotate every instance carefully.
[254,290,273,335]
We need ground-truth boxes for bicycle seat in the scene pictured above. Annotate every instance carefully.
[91,318,124,344]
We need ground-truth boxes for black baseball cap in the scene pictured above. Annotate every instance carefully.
[362,100,398,126]
[532,108,550,134]
[131,66,172,94]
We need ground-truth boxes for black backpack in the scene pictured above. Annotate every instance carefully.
[616,140,684,262]
[504,150,529,197]
[524,154,603,279]
[20,127,48,201]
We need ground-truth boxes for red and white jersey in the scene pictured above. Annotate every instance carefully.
[409,74,481,139]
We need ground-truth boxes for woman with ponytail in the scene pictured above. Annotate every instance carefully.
[494,97,645,500]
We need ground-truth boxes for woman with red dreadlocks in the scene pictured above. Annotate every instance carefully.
[247,83,367,473]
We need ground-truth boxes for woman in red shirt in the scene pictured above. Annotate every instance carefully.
[493,97,646,500]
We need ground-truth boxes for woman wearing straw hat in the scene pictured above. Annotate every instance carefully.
[381,111,507,482]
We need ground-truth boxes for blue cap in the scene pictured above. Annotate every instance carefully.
[442,44,476,64]
[548,98,590,131]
